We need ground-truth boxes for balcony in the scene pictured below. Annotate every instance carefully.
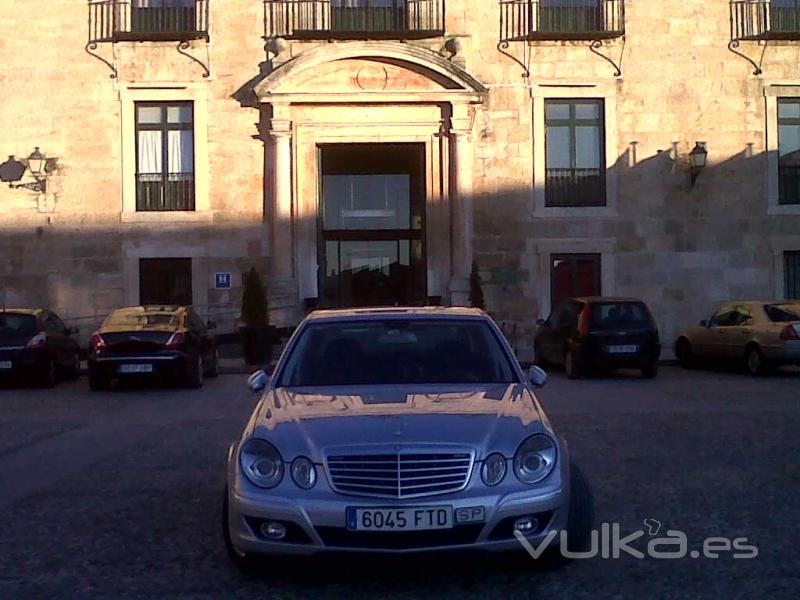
[731,0,800,41]
[545,168,605,207]
[136,173,196,211]
[500,0,624,43]
[88,0,209,44]
[264,0,445,40]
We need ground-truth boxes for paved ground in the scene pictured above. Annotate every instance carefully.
[0,367,798,599]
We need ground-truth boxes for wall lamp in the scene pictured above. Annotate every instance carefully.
[0,148,50,193]
[688,141,708,186]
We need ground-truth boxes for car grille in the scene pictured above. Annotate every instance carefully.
[326,451,474,499]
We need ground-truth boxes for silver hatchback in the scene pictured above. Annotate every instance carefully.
[223,308,591,568]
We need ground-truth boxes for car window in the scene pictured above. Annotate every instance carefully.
[732,305,753,326]
[764,303,800,322]
[589,302,653,330]
[279,318,518,387]
[104,311,179,327]
[710,305,738,327]
[47,313,68,334]
[554,301,581,328]
[0,313,39,337]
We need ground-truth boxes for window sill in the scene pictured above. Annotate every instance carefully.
[767,204,800,216]
[121,211,213,224]
[533,205,617,219]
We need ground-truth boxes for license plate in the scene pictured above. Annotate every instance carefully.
[0,361,12,370]
[606,345,639,354]
[118,364,153,374]
[347,506,453,531]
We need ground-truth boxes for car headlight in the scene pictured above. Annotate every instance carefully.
[291,456,317,489]
[514,434,557,484]
[481,452,507,486]
[240,438,284,488]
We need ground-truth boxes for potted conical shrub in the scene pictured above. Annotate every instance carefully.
[469,260,486,310]
[240,267,272,365]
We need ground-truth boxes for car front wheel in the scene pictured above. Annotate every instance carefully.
[641,362,659,379]
[675,338,695,369]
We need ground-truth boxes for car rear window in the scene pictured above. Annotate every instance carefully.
[0,313,38,337]
[104,311,179,328]
[589,302,654,331]
[764,303,800,322]
[279,319,518,387]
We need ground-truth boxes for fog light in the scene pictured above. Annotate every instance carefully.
[260,521,286,540]
[513,516,539,533]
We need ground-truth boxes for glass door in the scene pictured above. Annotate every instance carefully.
[319,144,426,308]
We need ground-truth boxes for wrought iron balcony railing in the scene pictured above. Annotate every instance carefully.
[731,0,800,41]
[545,168,605,207]
[264,0,445,39]
[136,173,195,211]
[500,0,624,42]
[89,0,209,43]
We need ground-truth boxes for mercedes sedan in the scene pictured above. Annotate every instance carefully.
[223,307,592,568]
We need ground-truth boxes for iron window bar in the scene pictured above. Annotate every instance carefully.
[88,0,210,43]
[499,0,624,43]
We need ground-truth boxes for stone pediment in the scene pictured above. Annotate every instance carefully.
[255,42,487,104]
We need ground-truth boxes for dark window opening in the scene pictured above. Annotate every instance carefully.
[550,253,601,308]
[778,99,800,205]
[139,258,193,306]
[545,99,606,207]
[786,251,800,299]
[135,102,195,212]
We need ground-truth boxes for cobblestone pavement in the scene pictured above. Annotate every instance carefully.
[0,367,798,599]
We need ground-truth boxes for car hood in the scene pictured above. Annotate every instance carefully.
[249,384,551,461]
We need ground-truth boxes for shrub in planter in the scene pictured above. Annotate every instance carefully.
[240,267,273,365]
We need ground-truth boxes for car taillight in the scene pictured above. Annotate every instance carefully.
[26,332,47,349]
[90,333,106,352]
[577,304,591,336]
[780,324,800,341]
[166,332,185,349]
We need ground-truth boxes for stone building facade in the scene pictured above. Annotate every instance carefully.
[1,0,800,358]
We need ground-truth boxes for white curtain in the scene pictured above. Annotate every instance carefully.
[138,131,162,179]
[168,130,194,177]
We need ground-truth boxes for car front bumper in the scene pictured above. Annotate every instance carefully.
[227,463,570,556]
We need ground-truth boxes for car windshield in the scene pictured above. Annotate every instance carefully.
[279,318,518,386]
[104,311,179,327]
[0,313,38,338]
[764,303,800,322]
[590,302,653,330]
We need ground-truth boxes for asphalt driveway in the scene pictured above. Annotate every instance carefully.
[0,367,798,599]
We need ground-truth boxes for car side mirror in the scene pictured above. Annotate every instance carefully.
[247,370,269,394]
[529,366,548,388]
[206,320,217,331]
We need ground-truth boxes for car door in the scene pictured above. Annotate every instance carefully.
[698,304,737,358]
[721,304,754,358]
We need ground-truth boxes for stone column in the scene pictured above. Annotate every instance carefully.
[449,106,475,307]
[268,117,298,327]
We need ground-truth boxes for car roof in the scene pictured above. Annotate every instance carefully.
[304,306,487,322]
[571,297,645,304]
[0,308,44,316]
[110,305,186,316]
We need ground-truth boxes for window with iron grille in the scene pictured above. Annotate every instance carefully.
[135,102,195,212]
[545,99,606,207]
[778,99,800,205]
[786,251,800,299]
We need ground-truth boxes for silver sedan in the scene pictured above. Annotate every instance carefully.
[675,301,800,375]
[223,307,592,568]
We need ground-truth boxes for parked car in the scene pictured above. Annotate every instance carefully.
[675,301,800,375]
[534,297,661,379]
[87,305,219,390]
[0,308,81,387]
[223,307,592,569]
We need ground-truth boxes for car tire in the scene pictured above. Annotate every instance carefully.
[675,338,695,369]
[745,345,769,377]
[641,362,659,379]
[539,461,594,569]
[38,359,57,388]
[222,488,261,574]
[186,355,204,389]
[565,350,581,379]
[67,353,81,380]
[88,367,109,391]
